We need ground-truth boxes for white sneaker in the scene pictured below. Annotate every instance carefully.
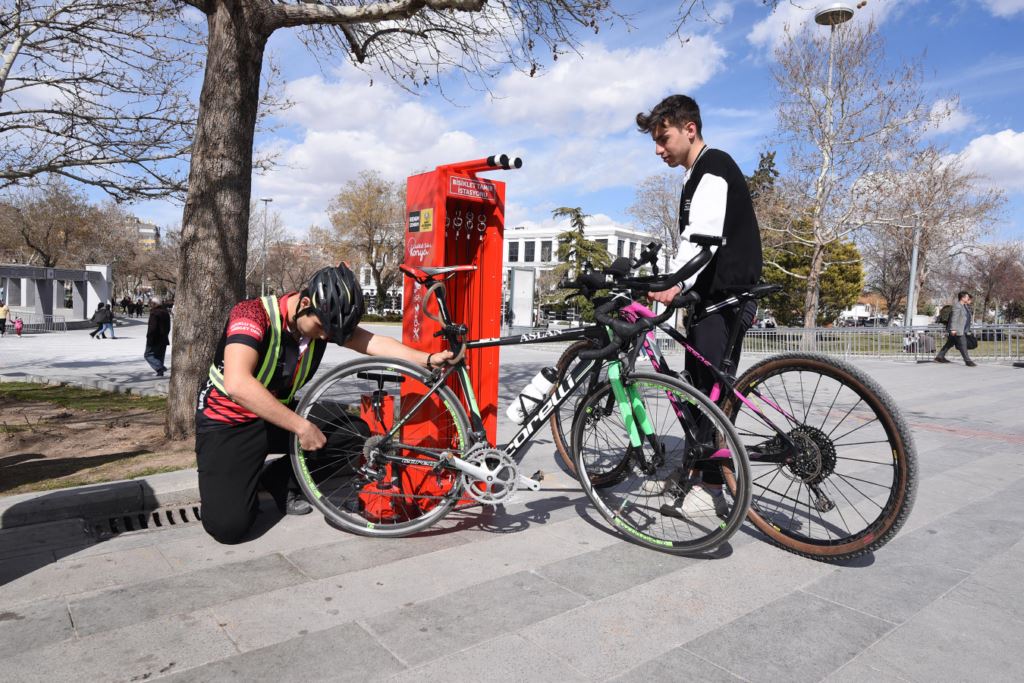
[661,486,729,520]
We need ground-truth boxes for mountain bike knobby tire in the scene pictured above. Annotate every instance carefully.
[291,357,472,538]
[722,352,917,562]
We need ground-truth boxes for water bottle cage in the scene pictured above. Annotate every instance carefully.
[517,392,545,422]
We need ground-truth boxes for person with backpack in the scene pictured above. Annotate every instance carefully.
[935,290,976,366]
[194,263,453,545]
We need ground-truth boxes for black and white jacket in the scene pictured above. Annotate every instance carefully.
[668,147,763,298]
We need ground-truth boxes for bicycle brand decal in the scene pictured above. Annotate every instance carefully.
[295,449,321,498]
[520,328,572,342]
[503,364,589,456]
[612,517,672,547]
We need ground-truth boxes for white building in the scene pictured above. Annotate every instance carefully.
[503,218,661,274]
[502,217,663,322]
[354,217,662,320]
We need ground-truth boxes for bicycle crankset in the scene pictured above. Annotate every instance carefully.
[458,447,520,506]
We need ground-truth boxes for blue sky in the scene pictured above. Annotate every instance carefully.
[137,0,1024,242]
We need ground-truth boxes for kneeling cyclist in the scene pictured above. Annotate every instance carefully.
[195,264,451,544]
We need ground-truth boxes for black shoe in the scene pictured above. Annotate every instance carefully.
[965,361,977,367]
[934,357,950,363]
[284,490,313,515]
[155,369,165,377]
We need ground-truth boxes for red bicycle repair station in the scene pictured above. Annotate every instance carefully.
[402,155,522,444]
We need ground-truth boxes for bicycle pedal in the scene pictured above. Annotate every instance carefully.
[517,472,542,492]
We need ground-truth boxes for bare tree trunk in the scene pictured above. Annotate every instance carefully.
[802,241,826,329]
[166,2,267,439]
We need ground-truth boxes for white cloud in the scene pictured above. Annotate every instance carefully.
[977,0,1024,17]
[924,98,975,136]
[486,36,727,137]
[747,0,914,55]
[252,72,482,232]
[957,129,1024,192]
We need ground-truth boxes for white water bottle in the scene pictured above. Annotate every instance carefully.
[506,367,558,425]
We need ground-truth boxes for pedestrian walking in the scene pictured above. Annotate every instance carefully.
[935,290,976,366]
[13,317,23,337]
[89,302,106,339]
[144,297,171,376]
[0,300,8,337]
[99,303,117,339]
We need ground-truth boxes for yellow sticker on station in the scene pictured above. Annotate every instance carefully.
[420,208,433,232]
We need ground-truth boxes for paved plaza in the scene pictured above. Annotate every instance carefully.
[1,323,1023,681]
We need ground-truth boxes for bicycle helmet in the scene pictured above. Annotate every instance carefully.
[299,263,365,344]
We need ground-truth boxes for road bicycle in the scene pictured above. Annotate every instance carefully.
[290,251,752,554]
[550,242,918,562]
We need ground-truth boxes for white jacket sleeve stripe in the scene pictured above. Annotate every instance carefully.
[669,173,728,291]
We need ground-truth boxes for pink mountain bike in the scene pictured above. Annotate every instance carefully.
[551,242,917,562]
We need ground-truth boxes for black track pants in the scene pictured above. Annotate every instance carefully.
[195,419,296,544]
[684,300,757,485]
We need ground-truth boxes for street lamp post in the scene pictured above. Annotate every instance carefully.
[259,197,272,296]
[815,3,856,130]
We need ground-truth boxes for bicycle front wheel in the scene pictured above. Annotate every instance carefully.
[723,353,917,561]
[572,372,750,555]
[292,357,472,537]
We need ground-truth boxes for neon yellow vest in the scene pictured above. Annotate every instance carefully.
[208,295,318,404]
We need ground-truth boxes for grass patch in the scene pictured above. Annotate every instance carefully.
[0,382,166,412]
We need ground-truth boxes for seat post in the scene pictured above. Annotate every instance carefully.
[719,303,749,377]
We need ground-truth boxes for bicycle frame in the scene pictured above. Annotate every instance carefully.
[414,282,625,463]
[619,299,800,459]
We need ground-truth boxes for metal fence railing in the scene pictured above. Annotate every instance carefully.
[2,312,67,334]
[502,323,1024,362]
[739,325,1023,361]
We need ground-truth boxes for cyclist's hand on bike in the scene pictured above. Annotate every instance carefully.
[296,419,327,451]
[426,350,455,367]
[647,284,682,305]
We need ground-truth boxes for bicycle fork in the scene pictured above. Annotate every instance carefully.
[607,362,665,474]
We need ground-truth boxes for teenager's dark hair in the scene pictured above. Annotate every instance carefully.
[957,290,971,300]
[636,95,703,136]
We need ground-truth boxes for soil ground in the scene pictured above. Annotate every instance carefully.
[0,385,194,496]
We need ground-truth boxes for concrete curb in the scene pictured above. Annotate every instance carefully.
[0,469,200,530]
[0,372,167,397]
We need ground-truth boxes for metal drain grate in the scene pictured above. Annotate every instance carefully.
[93,505,203,537]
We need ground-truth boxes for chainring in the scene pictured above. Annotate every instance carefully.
[459,447,519,506]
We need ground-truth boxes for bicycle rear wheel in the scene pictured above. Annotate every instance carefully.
[550,340,607,478]
[291,357,472,537]
[722,352,917,561]
[572,372,750,555]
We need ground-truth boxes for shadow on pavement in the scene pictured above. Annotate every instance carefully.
[0,450,154,493]
[0,478,167,587]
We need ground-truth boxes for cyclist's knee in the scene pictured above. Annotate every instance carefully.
[202,508,255,545]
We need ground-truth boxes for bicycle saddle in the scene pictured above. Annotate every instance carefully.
[400,264,477,283]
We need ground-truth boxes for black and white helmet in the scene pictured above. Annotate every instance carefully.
[301,263,364,344]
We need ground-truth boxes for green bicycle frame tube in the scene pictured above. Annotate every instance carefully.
[607,361,655,448]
